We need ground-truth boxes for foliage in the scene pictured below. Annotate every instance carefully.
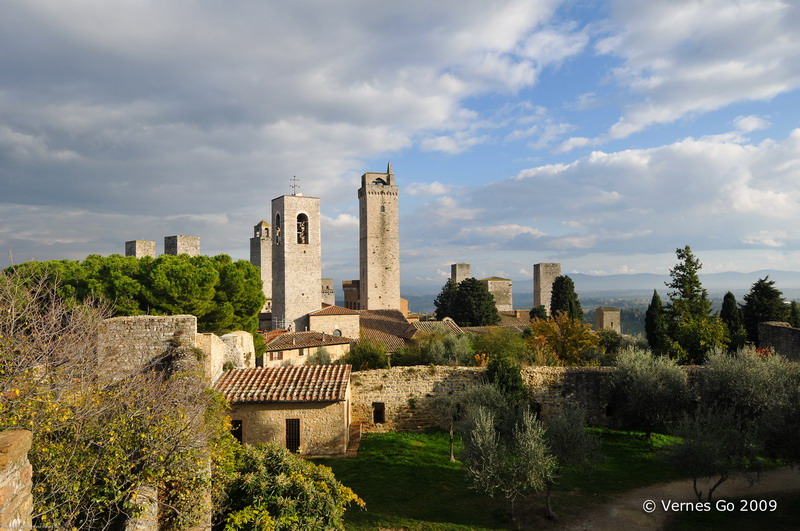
[595,328,623,361]
[528,312,599,366]
[644,290,668,354]
[720,291,747,351]
[611,347,690,438]
[470,327,529,365]
[663,408,761,502]
[542,404,598,519]
[741,276,789,343]
[461,408,556,519]
[305,346,332,365]
[549,275,583,321]
[433,279,458,321]
[433,277,500,327]
[529,305,547,320]
[7,254,265,338]
[342,338,388,370]
[663,247,729,363]
[485,354,528,406]
[0,270,230,530]
[393,332,473,366]
[222,443,364,530]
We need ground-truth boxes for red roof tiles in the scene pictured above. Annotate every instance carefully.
[308,305,360,316]
[264,331,354,351]
[214,365,352,404]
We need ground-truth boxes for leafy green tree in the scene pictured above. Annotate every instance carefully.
[543,404,598,520]
[305,347,332,365]
[449,277,501,327]
[341,338,389,371]
[719,291,746,350]
[395,332,474,366]
[664,246,727,362]
[790,301,800,328]
[485,353,529,406]
[529,305,547,320]
[222,443,364,530]
[741,276,789,343]
[611,347,690,438]
[528,312,599,366]
[550,275,582,321]
[461,408,556,523]
[471,327,530,364]
[433,279,458,320]
[644,290,668,354]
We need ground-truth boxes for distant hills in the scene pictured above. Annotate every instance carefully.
[402,270,800,315]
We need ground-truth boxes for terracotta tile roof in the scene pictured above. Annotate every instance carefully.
[257,329,289,342]
[358,329,406,353]
[357,309,414,353]
[214,364,352,404]
[308,305,360,316]
[480,276,511,282]
[265,331,354,351]
[411,318,464,336]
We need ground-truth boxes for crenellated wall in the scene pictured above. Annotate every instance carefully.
[0,430,33,530]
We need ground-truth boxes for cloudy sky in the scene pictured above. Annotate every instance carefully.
[2,0,800,297]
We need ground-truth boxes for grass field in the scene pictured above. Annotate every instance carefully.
[314,428,685,530]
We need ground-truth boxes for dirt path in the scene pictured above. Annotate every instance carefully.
[562,467,800,530]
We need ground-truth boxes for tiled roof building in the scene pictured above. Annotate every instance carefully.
[214,365,351,403]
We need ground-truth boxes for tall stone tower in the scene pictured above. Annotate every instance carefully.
[451,263,471,284]
[250,221,272,311]
[125,240,156,258]
[164,235,200,256]
[358,162,400,310]
[271,194,321,331]
[534,262,561,315]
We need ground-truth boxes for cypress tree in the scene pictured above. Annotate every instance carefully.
[742,276,788,343]
[550,275,583,321]
[719,291,746,350]
[645,290,668,354]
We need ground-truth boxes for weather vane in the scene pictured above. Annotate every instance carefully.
[290,175,300,195]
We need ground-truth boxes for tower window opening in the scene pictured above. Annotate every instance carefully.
[275,214,282,244]
[380,205,386,213]
[297,213,309,244]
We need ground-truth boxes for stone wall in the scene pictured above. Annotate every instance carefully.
[451,263,471,284]
[534,263,561,315]
[759,321,800,360]
[98,315,197,379]
[0,430,33,530]
[482,278,513,312]
[125,240,156,258]
[350,366,617,432]
[164,235,200,256]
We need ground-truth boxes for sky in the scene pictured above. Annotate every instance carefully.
[2,0,800,298]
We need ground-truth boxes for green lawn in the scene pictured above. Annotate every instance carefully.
[314,428,686,530]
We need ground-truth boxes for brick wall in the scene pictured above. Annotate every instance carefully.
[0,430,33,530]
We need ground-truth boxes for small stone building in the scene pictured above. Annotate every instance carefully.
[214,365,352,456]
[259,331,354,367]
[595,306,621,333]
[308,305,361,339]
[480,276,513,312]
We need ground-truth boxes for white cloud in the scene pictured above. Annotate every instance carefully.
[734,115,771,133]
[406,182,450,197]
[420,133,489,154]
[595,0,800,139]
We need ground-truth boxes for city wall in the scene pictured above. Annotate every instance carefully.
[758,321,800,361]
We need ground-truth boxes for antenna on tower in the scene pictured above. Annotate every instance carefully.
[290,175,300,195]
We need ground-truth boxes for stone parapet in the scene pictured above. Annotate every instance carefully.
[0,430,33,530]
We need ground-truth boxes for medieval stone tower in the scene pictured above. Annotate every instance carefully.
[534,262,561,315]
[358,163,400,310]
[271,194,321,331]
[250,221,272,310]
[451,263,471,284]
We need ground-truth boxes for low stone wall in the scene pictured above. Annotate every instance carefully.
[350,366,617,433]
[759,321,800,360]
[0,430,33,530]
[220,331,255,369]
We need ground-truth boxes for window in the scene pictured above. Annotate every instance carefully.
[286,418,300,453]
[380,205,386,213]
[372,402,386,424]
[231,420,243,443]
[333,329,342,337]
[299,348,305,356]
[275,213,282,244]
[269,351,283,361]
[297,213,309,244]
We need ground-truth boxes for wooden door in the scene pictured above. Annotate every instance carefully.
[286,418,300,453]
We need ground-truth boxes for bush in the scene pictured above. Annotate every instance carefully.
[341,339,388,371]
[222,443,364,529]
[305,347,332,365]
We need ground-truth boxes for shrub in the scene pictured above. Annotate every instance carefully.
[341,339,388,370]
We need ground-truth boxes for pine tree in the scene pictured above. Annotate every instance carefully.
[719,291,746,350]
[450,277,501,327]
[790,301,800,328]
[550,275,583,321]
[666,245,711,319]
[742,276,788,343]
[433,279,458,320]
[644,290,668,354]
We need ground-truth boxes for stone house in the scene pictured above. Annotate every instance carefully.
[214,365,352,456]
[307,305,361,339]
[258,331,354,367]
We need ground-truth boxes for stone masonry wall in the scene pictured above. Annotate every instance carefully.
[759,321,800,361]
[534,263,561,315]
[351,366,617,432]
[98,315,197,379]
[164,235,200,256]
[0,430,33,530]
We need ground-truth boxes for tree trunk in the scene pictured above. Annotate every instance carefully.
[545,480,558,520]
[707,474,728,502]
[449,423,456,462]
